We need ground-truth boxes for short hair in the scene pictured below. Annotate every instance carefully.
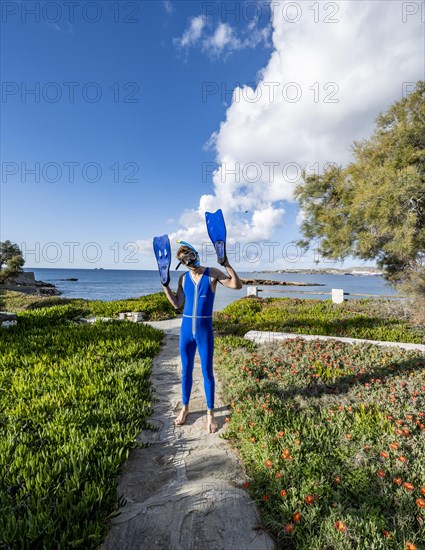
[177,245,193,259]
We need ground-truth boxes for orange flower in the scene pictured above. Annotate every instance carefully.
[377,470,386,479]
[335,520,346,532]
[280,489,287,497]
[389,442,399,450]
[380,451,389,459]
[281,449,290,459]
[249,421,255,427]
[334,475,341,484]
[264,459,273,468]
[277,431,284,437]
[383,530,392,538]
[416,498,425,508]
[393,477,402,486]
[250,437,255,443]
[398,456,407,462]
[283,523,294,534]
[275,472,282,479]
[305,495,314,505]
[406,543,417,550]
[263,494,269,501]
[403,482,415,491]
[292,511,301,523]
[420,487,425,496]
[345,433,352,440]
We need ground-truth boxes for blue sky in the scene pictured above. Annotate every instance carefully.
[1,0,423,270]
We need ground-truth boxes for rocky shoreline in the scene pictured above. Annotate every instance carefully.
[253,267,383,275]
[241,278,324,287]
[0,271,61,296]
[0,279,61,297]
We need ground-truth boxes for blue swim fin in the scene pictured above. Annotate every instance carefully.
[205,209,227,265]
[153,234,171,286]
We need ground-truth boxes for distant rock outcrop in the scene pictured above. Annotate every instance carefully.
[240,278,324,287]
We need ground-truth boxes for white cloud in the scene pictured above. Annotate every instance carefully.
[163,1,174,15]
[174,15,271,58]
[175,15,206,48]
[165,0,423,269]
[203,22,240,54]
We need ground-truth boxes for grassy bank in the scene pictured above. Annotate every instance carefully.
[214,297,425,549]
[2,292,424,547]
[0,289,177,321]
[213,297,425,344]
[0,303,163,548]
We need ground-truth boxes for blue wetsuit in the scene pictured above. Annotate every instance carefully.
[179,267,215,410]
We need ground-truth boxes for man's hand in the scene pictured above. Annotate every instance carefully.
[218,253,228,266]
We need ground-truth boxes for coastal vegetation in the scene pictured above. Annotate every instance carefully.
[0,241,24,284]
[1,287,424,547]
[213,292,425,548]
[0,300,164,548]
[294,80,425,325]
[213,296,425,344]
[215,333,425,549]
[0,289,177,321]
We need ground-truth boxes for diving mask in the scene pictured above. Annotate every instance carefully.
[175,240,201,270]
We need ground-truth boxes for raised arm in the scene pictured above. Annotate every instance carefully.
[163,273,185,309]
[210,259,243,290]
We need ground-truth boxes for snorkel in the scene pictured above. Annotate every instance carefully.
[175,240,201,270]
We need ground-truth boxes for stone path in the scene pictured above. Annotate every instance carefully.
[103,317,275,550]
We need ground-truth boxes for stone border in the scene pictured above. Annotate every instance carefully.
[244,331,425,353]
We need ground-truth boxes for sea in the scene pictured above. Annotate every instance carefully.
[23,267,401,312]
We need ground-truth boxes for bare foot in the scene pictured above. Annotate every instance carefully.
[175,407,189,426]
[207,412,218,433]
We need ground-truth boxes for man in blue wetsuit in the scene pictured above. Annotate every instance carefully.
[162,243,242,433]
